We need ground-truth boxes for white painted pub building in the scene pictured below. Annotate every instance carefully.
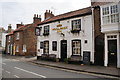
[36,7,94,64]
[36,2,120,68]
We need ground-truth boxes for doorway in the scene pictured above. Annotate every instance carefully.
[108,40,117,67]
[61,40,67,61]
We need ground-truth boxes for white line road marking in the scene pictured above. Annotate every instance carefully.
[14,75,20,78]
[2,63,6,65]
[5,71,11,74]
[14,67,46,78]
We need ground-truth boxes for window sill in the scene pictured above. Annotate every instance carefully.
[71,29,80,33]
[43,33,49,36]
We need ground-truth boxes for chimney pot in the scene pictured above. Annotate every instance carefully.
[49,10,50,13]
[34,14,36,17]
[37,14,38,18]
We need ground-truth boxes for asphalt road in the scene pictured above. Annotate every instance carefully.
[1,54,117,80]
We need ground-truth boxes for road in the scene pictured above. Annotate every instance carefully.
[1,54,117,79]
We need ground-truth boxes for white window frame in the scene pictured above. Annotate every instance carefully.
[8,36,11,42]
[16,45,19,52]
[101,4,119,25]
[23,45,27,52]
[16,32,20,40]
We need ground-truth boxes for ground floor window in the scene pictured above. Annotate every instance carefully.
[16,45,19,52]
[43,41,49,54]
[23,45,27,52]
[72,40,81,55]
[52,41,57,51]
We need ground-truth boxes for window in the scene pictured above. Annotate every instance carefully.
[102,7,109,15]
[23,45,27,52]
[35,27,42,36]
[52,41,57,51]
[72,19,81,30]
[102,16,110,24]
[43,25,49,35]
[16,45,19,52]
[8,36,11,42]
[111,5,118,14]
[72,40,81,55]
[16,32,20,40]
[102,4,119,25]
[40,42,43,49]
[43,41,49,54]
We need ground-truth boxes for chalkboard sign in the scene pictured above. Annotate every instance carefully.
[83,51,90,65]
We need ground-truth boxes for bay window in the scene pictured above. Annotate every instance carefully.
[102,4,119,25]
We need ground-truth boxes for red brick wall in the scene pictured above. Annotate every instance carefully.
[23,24,37,56]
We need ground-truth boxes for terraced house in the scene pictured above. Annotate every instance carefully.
[36,8,98,65]
[6,15,41,56]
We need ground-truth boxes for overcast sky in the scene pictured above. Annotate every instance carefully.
[0,0,92,30]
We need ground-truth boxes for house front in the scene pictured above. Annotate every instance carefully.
[36,8,95,64]
[100,2,120,68]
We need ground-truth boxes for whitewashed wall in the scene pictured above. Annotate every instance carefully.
[1,33,7,48]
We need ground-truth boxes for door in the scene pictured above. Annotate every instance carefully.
[61,40,67,61]
[108,40,117,67]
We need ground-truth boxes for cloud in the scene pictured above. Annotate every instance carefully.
[0,0,91,30]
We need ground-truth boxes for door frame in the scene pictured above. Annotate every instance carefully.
[107,39,117,67]
[60,40,67,61]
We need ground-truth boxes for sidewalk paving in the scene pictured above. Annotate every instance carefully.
[29,59,120,78]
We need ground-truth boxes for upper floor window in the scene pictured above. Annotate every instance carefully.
[111,5,118,14]
[16,32,20,40]
[102,4,119,25]
[43,25,49,36]
[71,19,81,33]
[72,19,81,30]
[35,27,42,36]
[8,36,11,42]
[102,7,109,15]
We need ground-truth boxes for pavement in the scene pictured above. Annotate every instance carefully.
[1,54,120,78]
[29,59,120,78]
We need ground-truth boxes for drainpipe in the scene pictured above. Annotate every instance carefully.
[91,7,95,64]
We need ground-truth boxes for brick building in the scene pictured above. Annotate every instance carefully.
[5,14,41,56]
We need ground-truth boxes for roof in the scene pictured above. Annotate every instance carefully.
[38,7,92,25]
[7,31,14,36]
[6,24,31,36]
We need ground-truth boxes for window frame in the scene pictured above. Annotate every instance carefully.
[102,4,119,25]
[43,25,49,35]
[72,40,81,56]
[72,19,81,30]
[40,42,43,49]
[52,41,57,51]
[43,41,49,54]
[16,32,20,40]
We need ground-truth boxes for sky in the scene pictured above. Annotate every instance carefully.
[0,0,92,30]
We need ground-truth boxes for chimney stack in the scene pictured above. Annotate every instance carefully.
[16,22,24,29]
[33,14,41,24]
[8,24,12,33]
[44,10,54,20]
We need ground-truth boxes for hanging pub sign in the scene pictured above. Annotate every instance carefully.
[35,27,40,36]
